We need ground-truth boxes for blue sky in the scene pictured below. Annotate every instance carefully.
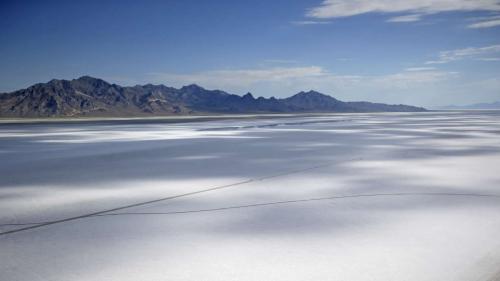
[1,0,500,106]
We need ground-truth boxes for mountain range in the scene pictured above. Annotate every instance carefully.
[0,76,426,117]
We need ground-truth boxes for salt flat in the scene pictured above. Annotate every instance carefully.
[1,111,500,281]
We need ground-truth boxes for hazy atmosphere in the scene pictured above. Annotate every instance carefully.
[1,0,500,107]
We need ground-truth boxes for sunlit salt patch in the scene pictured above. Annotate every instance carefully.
[361,125,493,138]
[364,132,417,139]
[343,155,500,192]
[0,129,81,138]
[196,117,353,132]
[23,185,499,281]
[33,128,262,143]
[116,176,352,217]
[0,123,255,141]
[0,177,247,224]
[287,127,367,134]
[297,142,341,148]
[174,155,221,160]
[406,135,500,149]
[364,144,405,149]
[259,127,322,132]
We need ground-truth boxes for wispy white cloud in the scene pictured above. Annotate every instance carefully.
[306,0,500,23]
[425,44,500,64]
[478,57,500,61]
[405,67,436,71]
[141,65,467,107]
[147,66,456,94]
[291,20,332,25]
[387,14,422,22]
[372,70,458,89]
[467,15,500,28]
[148,66,331,89]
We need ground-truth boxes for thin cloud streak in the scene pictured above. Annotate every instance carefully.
[307,0,500,18]
[147,66,457,95]
[405,67,436,71]
[478,57,500,61]
[306,0,500,24]
[387,14,422,22]
[148,66,331,89]
[425,44,500,64]
[467,18,500,28]
[291,20,332,25]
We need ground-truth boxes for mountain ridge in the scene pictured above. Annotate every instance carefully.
[0,76,426,117]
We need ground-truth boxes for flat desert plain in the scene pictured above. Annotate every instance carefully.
[1,111,500,281]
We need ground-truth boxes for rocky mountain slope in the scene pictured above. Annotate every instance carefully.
[0,76,426,117]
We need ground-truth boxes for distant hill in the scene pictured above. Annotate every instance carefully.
[0,76,426,117]
[439,101,500,110]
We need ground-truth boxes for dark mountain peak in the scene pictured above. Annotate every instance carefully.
[77,75,97,80]
[47,78,62,84]
[140,83,162,90]
[44,78,73,90]
[301,90,321,95]
[74,76,110,86]
[293,90,334,99]
[180,84,205,91]
[287,90,339,103]
[282,90,344,112]
[242,92,254,100]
